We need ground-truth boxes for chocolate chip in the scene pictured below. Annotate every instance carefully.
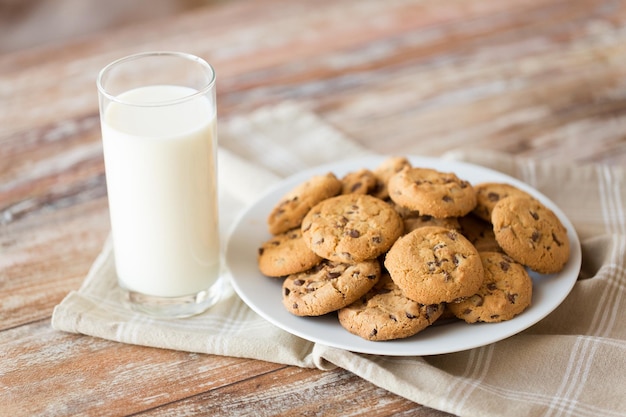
[372,236,382,244]
[367,274,377,280]
[348,229,360,238]
[425,304,439,319]
[552,232,563,246]
[529,210,539,220]
[487,192,500,202]
[499,261,510,271]
[369,328,378,337]
[389,314,397,322]
[258,248,264,256]
[531,230,540,242]
[442,195,453,202]
[406,312,416,319]
[433,243,446,251]
[487,283,497,291]
[284,288,290,296]
[351,182,363,192]
[508,293,518,304]
[293,279,305,286]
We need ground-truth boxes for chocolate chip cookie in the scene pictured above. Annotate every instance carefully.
[340,168,378,195]
[267,172,342,235]
[458,213,502,253]
[301,194,403,263]
[338,273,444,341]
[473,182,533,222]
[447,251,532,323]
[371,156,412,199]
[388,167,477,218]
[491,196,570,274]
[257,228,322,277]
[282,259,380,316]
[384,226,484,304]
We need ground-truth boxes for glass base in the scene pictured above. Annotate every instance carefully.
[121,277,224,318]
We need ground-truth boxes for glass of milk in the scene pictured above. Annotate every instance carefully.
[97,52,222,318]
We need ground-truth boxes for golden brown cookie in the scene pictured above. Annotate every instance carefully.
[458,213,502,253]
[340,168,378,195]
[257,228,322,277]
[473,182,534,222]
[388,167,477,218]
[267,173,342,235]
[491,196,570,274]
[338,273,444,341]
[371,156,412,199]
[301,194,403,263]
[447,252,532,323]
[403,213,460,235]
[384,226,484,304]
[282,259,380,316]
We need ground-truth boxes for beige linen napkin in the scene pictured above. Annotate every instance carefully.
[52,102,626,417]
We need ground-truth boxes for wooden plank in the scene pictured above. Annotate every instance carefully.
[1,321,284,416]
[1,320,451,417]
[139,365,452,417]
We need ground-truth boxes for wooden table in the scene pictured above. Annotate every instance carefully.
[2,0,626,415]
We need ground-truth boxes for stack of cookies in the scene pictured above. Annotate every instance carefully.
[257,157,571,341]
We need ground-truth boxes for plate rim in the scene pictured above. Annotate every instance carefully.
[224,155,582,356]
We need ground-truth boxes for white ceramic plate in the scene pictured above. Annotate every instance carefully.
[225,155,582,356]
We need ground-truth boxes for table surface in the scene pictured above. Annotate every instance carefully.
[2,0,626,415]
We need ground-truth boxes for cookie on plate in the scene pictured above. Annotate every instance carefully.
[267,172,342,235]
[371,156,412,200]
[447,251,532,323]
[341,168,378,195]
[257,228,322,277]
[458,213,502,253]
[338,273,444,341]
[473,182,534,222]
[491,196,570,274]
[388,167,477,218]
[402,212,460,235]
[384,226,484,304]
[301,194,403,263]
[282,259,380,316]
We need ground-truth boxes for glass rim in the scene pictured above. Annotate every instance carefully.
[96,51,216,107]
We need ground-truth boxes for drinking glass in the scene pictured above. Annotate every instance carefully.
[97,51,222,318]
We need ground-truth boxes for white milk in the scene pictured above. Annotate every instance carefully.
[102,85,219,298]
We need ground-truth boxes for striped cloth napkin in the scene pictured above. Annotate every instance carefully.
[52,102,626,417]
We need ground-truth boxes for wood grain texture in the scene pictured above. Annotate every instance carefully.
[1,0,625,415]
